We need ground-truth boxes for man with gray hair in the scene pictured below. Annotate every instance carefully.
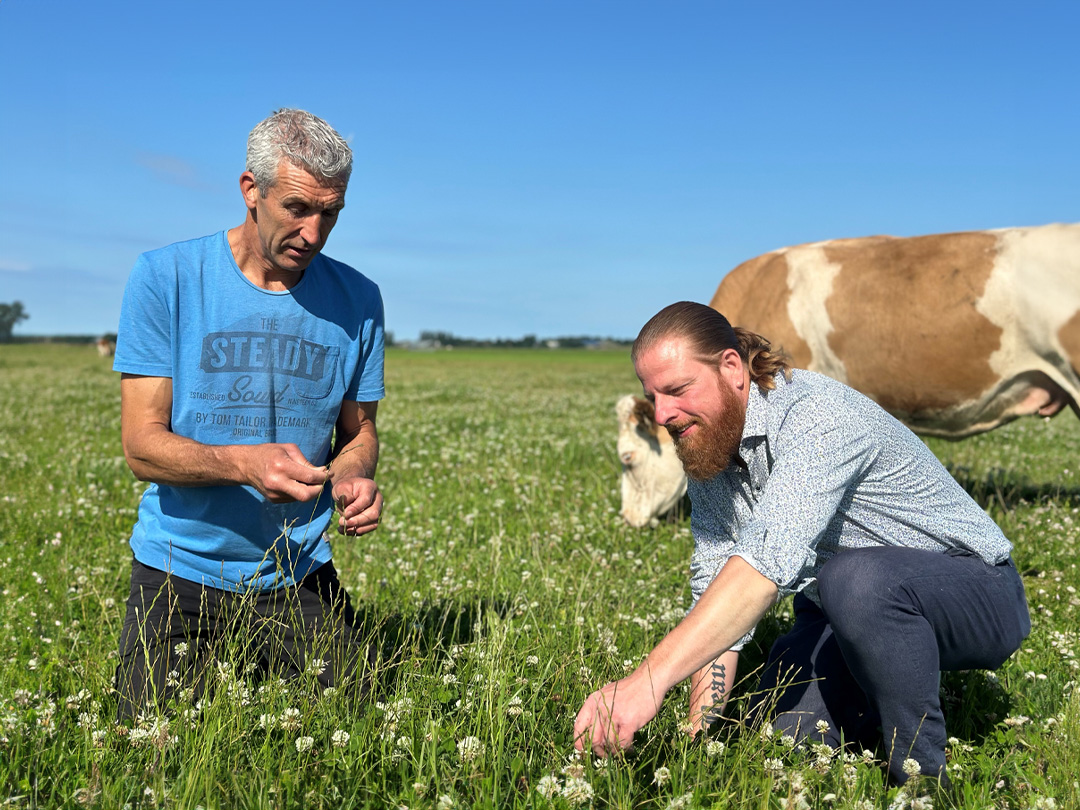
[112,109,385,719]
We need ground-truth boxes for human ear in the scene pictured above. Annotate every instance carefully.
[718,348,746,389]
[239,172,259,211]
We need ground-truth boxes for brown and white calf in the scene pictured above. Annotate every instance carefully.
[710,222,1080,438]
[616,394,687,527]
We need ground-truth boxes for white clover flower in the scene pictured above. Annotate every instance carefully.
[436,795,455,810]
[652,766,672,785]
[666,793,694,810]
[258,713,276,730]
[909,796,934,810]
[457,736,484,762]
[295,735,314,753]
[279,707,302,731]
[764,758,784,773]
[536,775,560,798]
[174,642,189,657]
[705,739,725,757]
[1004,715,1031,727]
[331,729,350,748]
[843,764,858,787]
[526,655,540,667]
[306,658,328,677]
[560,777,595,807]
[64,690,91,711]
[902,757,922,777]
[507,695,524,717]
[815,719,830,735]
[91,729,107,747]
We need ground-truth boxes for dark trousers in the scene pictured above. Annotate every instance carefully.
[753,546,1030,784]
[115,559,373,722]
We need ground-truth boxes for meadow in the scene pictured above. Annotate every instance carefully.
[0,343,1077,810]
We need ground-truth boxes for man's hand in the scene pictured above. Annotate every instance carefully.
[242,443,329,503]
[573,668,666,757]
[332,476,383,536]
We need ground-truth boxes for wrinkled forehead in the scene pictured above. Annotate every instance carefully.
[273,160,348,203]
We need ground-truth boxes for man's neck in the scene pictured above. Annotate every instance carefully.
[227,223,303,292]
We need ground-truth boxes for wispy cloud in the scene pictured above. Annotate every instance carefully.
[0,258,32,273]
[135,151,214,191]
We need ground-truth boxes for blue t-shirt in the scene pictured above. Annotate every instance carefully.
[114,230,385,591]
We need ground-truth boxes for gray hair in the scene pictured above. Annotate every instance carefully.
[246,108,352,194]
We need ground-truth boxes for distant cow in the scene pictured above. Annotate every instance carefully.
[616,394,687,527]
[96,337,116,358]
[710,223,1080,438]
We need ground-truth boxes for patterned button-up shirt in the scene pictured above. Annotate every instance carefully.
[688,369,1012,617]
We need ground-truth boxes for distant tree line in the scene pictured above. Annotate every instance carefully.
[407,330,632,349]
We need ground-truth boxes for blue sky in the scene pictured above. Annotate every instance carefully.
[1,1,1077,341]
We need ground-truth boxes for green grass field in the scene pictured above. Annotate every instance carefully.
[1,344,1078,809]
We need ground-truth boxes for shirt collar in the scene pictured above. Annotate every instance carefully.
[741,376,772,442]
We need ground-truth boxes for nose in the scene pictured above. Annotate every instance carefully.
[652,395,675,426]
[298,214,325,246]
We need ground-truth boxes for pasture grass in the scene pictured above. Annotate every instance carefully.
[0,343,1077,809]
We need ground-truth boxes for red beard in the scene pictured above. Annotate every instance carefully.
[668,379,746,481]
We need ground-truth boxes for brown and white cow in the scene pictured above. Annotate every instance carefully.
[710,222,1080,438]
[617,394,687,527]
[96,337,116,358]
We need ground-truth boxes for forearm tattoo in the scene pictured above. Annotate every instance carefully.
[700,660,728,726]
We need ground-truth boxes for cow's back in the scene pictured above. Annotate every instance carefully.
[709,224,1080,437]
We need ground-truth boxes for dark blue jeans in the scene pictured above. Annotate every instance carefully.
[114,559,373,722]
[753,546,1030,784]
